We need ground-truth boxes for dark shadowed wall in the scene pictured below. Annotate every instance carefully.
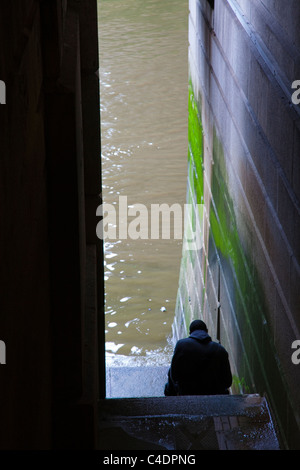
[0,0,104,449]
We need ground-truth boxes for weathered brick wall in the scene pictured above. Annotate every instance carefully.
[175,0,300,449]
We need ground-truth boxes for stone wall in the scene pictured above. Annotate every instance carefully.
[174,0,300,449]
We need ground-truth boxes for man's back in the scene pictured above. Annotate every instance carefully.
[168,328,232,395]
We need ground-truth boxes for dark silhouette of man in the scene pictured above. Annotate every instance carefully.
[164,319,232,396]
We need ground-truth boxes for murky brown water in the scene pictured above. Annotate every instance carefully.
[98,0,189,366]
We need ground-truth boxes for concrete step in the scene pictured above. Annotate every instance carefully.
[98,394,281,450]
[106,366,169,398]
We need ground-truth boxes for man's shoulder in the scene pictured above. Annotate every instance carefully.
[176,337,190,346]
[210,341,229,355]
[174,337,194,349]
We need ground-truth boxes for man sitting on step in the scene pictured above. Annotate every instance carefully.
[164,320,232,396]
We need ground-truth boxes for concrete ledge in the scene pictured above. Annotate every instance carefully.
[101,393,264,417]
[106,366,169,398]
[98,394,281,450]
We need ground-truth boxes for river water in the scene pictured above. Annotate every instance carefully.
[98,0,189,367]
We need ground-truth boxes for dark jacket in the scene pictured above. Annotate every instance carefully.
[165,329,232,396]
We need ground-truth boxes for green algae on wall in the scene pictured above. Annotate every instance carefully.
[208,105,296,450]
[175,80,295,448]
[173,82,205,340]
[187,82,204,205]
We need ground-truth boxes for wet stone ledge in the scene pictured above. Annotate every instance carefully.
[98,394,281,450]
[106,366,169,398]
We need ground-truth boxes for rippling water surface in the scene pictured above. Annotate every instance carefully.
[98,0,189,366]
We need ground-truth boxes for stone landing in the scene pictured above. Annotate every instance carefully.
[98,394,281,450]
[106,366,169,398]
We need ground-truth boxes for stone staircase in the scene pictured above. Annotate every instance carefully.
[100,366,281,450]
